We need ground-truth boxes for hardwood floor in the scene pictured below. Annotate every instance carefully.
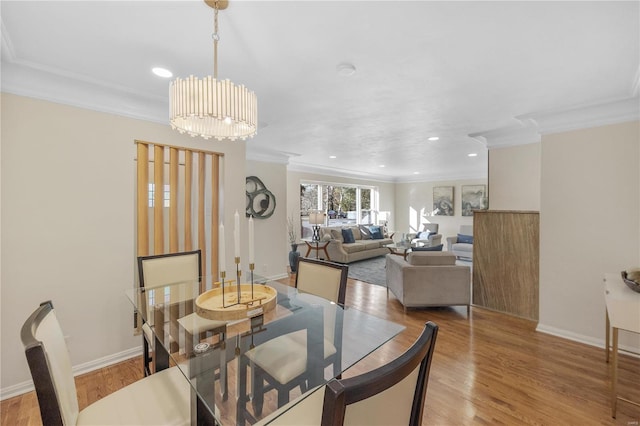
[3,277,639,425]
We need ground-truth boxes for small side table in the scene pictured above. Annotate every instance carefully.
[604,273,640,418]
[385,241,424,260]
[302,239,330,261]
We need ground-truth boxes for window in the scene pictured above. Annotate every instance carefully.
[148,183,170,207]
[300,181,378,238]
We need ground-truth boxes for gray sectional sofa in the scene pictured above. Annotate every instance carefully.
[318,225,393,263]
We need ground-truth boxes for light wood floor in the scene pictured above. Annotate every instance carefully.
[3,277,639,425]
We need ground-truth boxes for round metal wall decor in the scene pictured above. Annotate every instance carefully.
[246,176,276,219]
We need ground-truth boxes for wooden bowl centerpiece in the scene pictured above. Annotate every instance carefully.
[195,284,277,321]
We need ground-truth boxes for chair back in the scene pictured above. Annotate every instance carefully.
[422,223,439,234]
[322,321,438,426]
[137,250,201,290]
[295,257,348,305]
[459,225,473,237]
[21,301,78,426]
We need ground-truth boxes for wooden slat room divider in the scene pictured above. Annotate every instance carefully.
[135,140,222,292]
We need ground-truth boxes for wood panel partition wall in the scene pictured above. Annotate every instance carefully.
[135,140,222,292]
[473,210,540,321]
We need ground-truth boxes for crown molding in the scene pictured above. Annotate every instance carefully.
[517,96,639,135]
[394,171,488,184]
[469,119,541,149]
[287,161,397,183]
[469,95,639,150]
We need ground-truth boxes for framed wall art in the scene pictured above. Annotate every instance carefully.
[433,186,454,216]
[461,185,488,216]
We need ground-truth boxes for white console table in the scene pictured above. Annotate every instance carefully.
[604,273,640,418]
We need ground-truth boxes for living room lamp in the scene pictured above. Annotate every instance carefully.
[309,211,325,242]
[169,0,257,141]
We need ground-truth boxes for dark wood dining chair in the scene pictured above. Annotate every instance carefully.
[245,257,349,414]
[21,300,191,425]
[257,321,439,426]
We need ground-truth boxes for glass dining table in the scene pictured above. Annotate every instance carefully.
[125,274,404,425]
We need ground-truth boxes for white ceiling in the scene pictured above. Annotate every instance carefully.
[2,1,638,182]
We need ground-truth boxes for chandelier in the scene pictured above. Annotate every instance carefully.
[169,0,257,141]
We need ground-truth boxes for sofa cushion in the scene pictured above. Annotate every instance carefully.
[342,243,365,254]
[359,225,372,240]
[457,233,474,244]
[452,243,473,252]
[341,228,355,243]
[369,226,384,240]
[407,252,456,266]
[362,240,383,250]
[412,244,443,252]
[330,229,344,242]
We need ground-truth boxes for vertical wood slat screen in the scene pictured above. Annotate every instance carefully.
[136,140,222,293]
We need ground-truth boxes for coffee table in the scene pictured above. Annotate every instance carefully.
[385,241,424,260]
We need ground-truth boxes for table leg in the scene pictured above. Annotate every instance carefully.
[322,246,330,261]
[611,327,618,418]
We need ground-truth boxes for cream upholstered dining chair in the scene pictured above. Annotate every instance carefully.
[137,250,226,376]
[246,257,349,411]
[256,321,438,426]
[21,301,190,425]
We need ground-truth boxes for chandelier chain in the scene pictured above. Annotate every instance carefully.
[213,4,219,78]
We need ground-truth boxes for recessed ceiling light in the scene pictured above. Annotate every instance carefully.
[427,136,439,141]
[379,164,385,168]
[329,155,337,159]
[413,171,420,175]
[468,153,478,157]
[152,67,173,78]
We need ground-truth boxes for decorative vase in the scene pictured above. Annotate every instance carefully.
[289,244,300,273]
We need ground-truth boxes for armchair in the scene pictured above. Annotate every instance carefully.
[406,223,442,247]
[446,225,473,261]
[386,252,471,313]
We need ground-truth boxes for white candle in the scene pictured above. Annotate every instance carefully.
[219,222,226,274]
[234,210,240,258]
[248,216,254,264]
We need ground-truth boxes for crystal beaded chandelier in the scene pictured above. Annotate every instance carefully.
[169,0,257,141]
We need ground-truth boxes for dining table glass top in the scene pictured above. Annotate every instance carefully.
[125,273,404,425]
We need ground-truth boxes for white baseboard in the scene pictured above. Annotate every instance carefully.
[1,347,141,401]
[536,323,640,357]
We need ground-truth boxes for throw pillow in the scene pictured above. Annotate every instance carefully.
[412,244,443,251]
[341,228,355,244]
[417,231,433,239]
[369,225,383,240]
[457,234,473,244]
[359,225,372,239]
[330,229,344,242]
[350,226,362,240]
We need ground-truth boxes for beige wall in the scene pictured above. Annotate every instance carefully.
[245,160,289,277]
[0,93,249,395]
[394,178,488,243]
[489,143,541,211]
[538,120,640,351]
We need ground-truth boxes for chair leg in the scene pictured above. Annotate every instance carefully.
[277,388,290,408]
[143,336,152,376]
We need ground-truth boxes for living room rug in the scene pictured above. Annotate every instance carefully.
[347,256,387,287]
